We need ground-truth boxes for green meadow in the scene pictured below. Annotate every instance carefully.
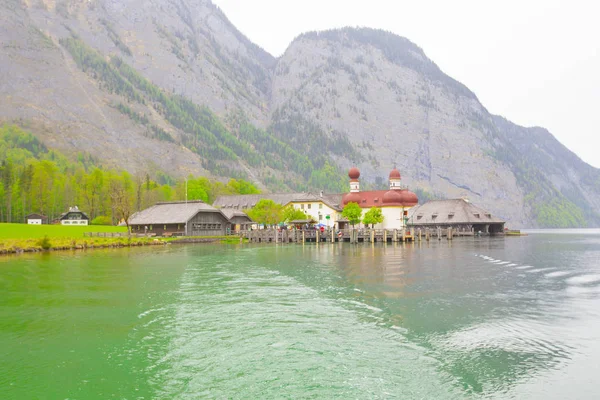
[0,223,127,240]
[0,223,244,254]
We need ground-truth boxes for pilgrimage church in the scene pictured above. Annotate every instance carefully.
[213,166,420,230]
[341,166,418,230]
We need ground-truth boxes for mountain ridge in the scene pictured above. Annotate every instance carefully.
[1,0,598,227]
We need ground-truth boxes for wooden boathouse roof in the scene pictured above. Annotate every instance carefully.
[408,199,505,225]
[220,209,252,220]
[129,201,227,225]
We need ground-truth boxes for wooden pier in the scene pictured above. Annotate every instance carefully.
[245,227,474,244]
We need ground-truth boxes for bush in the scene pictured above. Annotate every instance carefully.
[37,235,52,250]
[91,216,113,225]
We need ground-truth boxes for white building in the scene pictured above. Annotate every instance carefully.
[59,206,90,226]
[25,213,47,225]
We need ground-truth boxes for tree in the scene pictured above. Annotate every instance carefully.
[282,205,309,223]
[226,178,260,195]
[363,207,384,228]
[109,172,134,234]
[245,199,283,226]
[184,175,210,203]
[82,167,104,219]
[1,160,14,222]
[342,202,362,228]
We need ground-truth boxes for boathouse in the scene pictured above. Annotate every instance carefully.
[129,201,231,237]
[221,209,253,233]
[408,199,505,234]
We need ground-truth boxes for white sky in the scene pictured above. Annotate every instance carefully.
[213,0,600,168]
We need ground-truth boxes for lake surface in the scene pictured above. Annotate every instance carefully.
[1,231,600,399]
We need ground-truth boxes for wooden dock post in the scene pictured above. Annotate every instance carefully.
[401,228,406,242]
[302,231,305,243]
[447,227,453,240]
[331,229,335,243]
[370,230,375,243]
[383,230,387,243]
[393,229,398,242]
[437,227,442,240]
[316,229,320,243]
[418,229,422,241]
[425,229,430,241]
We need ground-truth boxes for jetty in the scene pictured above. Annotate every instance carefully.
[245,227,479,244]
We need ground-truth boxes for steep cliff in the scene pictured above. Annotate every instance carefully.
[270,28,600,227]
[1,2,598,227]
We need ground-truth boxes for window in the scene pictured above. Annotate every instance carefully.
[319,203,323,209]
[374,198,379,203]
[448,213,455,219]
[474,213,480,218]
[164,225,167,230]
[308,204,311,209]
[319,215,323,221]
[301,204,304,209]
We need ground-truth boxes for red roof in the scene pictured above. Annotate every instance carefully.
[389,168,401,179]
[342,189,418,208]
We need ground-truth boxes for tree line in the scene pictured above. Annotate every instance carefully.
[0,125,260,225]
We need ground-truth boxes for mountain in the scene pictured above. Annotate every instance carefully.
[1,1,599,227]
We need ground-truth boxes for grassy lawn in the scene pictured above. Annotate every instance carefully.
[0,223,127,240]
[0,223,246,253]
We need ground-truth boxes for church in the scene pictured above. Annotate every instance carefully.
[341,167,419,230]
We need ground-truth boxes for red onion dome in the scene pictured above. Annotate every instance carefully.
[401,190,419,206]
[382,190,403,205]
[348,167,360,180]
[389,168,401,180]
[342,192,362,205]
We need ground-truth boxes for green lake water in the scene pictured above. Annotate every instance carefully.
[1,231,600,399]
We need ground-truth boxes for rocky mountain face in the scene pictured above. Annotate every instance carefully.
[1,1,599,227]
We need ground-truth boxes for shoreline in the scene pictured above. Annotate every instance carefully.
[0,236,244,257]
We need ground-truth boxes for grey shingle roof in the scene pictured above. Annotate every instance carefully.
[408,199,505,225]
[129,201,225,225]
[213,192,343,211]
[221,209,251,220]
[213,193,309,209]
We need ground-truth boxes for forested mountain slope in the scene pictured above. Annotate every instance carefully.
[1,1,598,227]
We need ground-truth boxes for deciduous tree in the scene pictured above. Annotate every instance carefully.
[342,202,362,228]
[282,205,309,223]
[363,207,384,228]
[246,199,283,226]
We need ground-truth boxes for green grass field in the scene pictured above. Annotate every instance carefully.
[0,223,127,239]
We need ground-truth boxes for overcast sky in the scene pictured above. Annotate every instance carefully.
[213,0,600,168]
